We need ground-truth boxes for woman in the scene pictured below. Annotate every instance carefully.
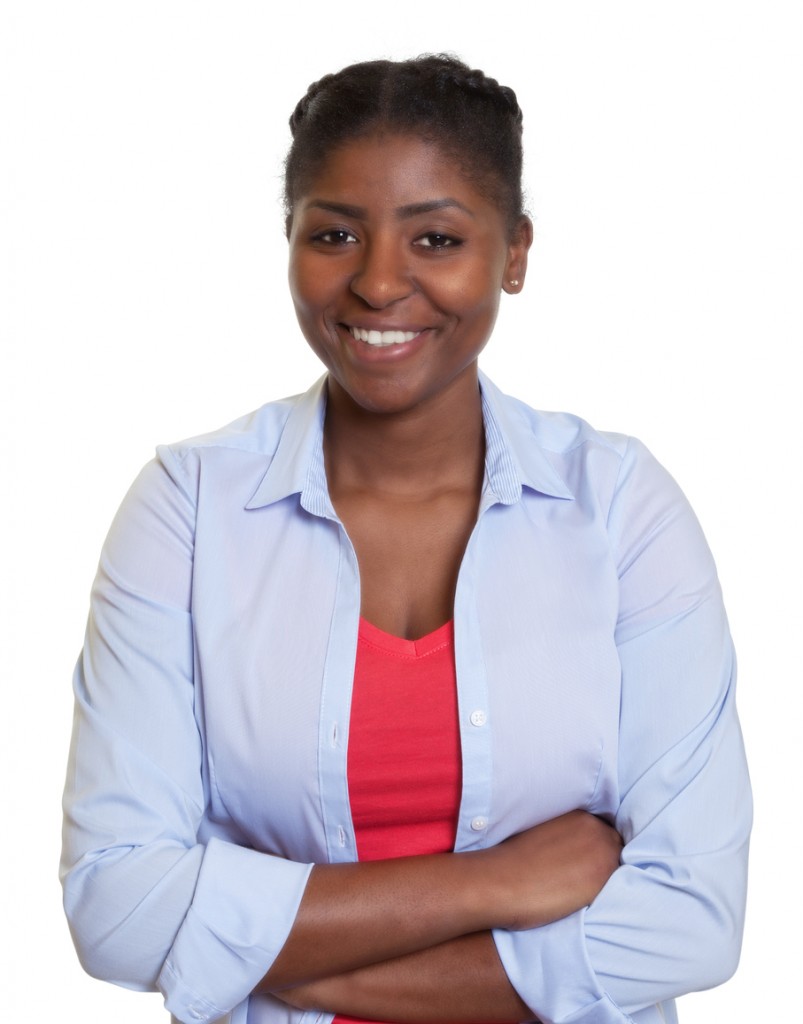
[61,56,751,1024]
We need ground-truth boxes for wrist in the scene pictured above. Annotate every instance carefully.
[454,847,513,932]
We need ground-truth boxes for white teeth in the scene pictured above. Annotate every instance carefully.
[348,327,420,346]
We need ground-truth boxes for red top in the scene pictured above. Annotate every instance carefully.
[333,617,463,1024]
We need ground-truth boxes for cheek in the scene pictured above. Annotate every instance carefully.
[287,253,311,309]
[433,248,506,307]
[287,266,329,361]
[288,257,327,328]
[439,268,502,327]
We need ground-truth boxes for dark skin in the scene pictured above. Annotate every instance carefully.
[254,134,623,1021]
[323,369,485,640]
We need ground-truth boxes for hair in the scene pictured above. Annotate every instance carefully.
[284,54,525,234]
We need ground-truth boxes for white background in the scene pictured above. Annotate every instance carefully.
[2,1,801,1020]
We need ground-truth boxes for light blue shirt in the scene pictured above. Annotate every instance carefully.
[61,373,751,1024]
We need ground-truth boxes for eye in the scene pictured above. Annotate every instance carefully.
[312,228,358,245]
[414,233,461,251]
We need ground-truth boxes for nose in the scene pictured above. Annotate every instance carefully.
[349,236,414,308]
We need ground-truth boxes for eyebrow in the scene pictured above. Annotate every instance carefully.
[305,198,474,219]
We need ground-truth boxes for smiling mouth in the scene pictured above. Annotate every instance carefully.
[346,326,423,347]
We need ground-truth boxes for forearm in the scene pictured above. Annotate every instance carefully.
[260,850,493,990]
[277,932,538,1023]
[259,811,620,991]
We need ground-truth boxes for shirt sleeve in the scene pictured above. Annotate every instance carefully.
[492,437,751,1024]
[60,451,313,1024]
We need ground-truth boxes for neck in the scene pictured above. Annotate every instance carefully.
[323,368,485,497]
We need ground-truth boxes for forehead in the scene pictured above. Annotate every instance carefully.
[297,133,503,218]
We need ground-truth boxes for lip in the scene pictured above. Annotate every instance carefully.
[347,325,423,347]
[342,321,431,333]
[336,323,433,362]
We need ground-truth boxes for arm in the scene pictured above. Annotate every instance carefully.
[491,439,751,1023]
[62,454,314,1023]
[264,811,622,1021]
[261,810,622,990]
[276,933,536,1023]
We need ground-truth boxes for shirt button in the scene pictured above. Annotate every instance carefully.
[470,816,488,831]
[470,710,487,727]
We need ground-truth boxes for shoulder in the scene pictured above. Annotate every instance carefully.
[482,376,657,506]
[152,382,324,504]
[501,390,630,455]
[161,393,300,466]
[482,377,704,556]
[481,373,629,459]
[489,386,723,639]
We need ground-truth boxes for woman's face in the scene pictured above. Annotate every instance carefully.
[287,133,531,417]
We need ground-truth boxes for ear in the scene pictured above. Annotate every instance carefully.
[502,216,533,294]
[285,214,294,240]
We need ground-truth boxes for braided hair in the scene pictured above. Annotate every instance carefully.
[285,55,525,235]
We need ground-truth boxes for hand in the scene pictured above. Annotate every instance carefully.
[485,810,623,931]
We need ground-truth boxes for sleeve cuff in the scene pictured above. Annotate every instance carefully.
[158,838,313,1024]
[493,911,633,1024]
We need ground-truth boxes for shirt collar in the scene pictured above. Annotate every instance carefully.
[245,371,573,513]
[244,375,334,516]
[478,371,574,503]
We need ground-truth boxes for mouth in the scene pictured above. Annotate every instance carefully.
[346,326,424,347]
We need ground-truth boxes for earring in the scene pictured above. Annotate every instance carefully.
[509,279,520,287]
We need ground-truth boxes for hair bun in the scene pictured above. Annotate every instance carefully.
[289,72,338,136]
[436,61,522,127]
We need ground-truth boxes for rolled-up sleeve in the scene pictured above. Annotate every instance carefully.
[61,453,313,1024]
[493,438,751,1024]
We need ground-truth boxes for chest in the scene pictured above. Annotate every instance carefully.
[190,489,622,861]
[328,485,480,639]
